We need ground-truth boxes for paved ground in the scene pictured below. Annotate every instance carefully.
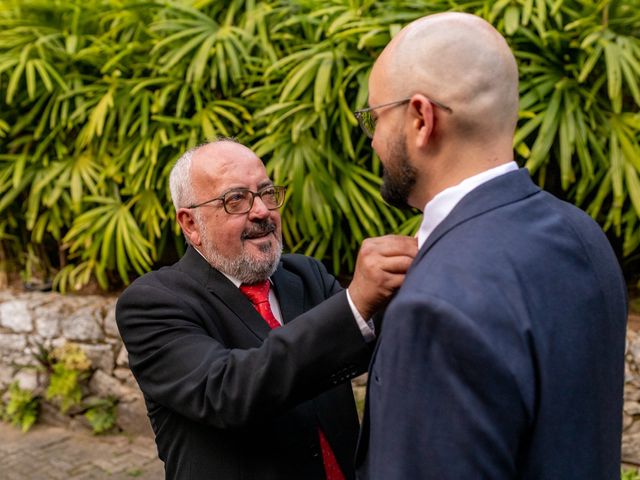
[0,422,164,479]
[2,420,636,478]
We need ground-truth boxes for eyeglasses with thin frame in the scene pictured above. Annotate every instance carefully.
[354,97,453,139]
[186,185,287,215]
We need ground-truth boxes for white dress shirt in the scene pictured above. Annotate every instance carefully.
[417,162,519,248]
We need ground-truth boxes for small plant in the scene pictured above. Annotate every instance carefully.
[84,396,118,435]
[38,342,119,433]
[622,468,640,480]
[2,382,39,432]
[45,343,91,413]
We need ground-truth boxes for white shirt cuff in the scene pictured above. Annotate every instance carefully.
[346,290,376,342]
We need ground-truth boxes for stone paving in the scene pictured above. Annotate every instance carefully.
[0,422,164,479]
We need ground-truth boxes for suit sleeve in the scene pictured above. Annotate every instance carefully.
[115,273,370,430]
[365,291,532,479]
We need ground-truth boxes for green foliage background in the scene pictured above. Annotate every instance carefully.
[0,0,639,291]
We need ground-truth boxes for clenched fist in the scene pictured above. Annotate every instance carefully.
[347,235,418,320]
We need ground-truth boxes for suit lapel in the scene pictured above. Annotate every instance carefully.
[178,246,272,340]
[271,266,305,324]
[417,168,540,263]
[207,269,273,340]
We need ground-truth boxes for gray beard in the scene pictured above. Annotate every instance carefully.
[203,241,282,284]
[196,215,282,284]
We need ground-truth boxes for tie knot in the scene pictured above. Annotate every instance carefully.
[239,280,270,305]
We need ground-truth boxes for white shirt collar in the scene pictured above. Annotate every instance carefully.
[417,162,518,248]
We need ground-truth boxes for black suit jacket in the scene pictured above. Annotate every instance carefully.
[116,248,371,479]
[356,169,627,479]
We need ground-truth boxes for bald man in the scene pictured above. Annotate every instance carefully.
[353,12,627,479]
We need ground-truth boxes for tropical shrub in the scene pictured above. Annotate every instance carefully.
[45,343,92,413]
[0,0,638,290]
[623,468,640,480]
[84,396,118,435]
[1,381,40,432]
[37,342,119,434]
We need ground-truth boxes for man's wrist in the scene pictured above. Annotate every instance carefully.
[346,289,376,342]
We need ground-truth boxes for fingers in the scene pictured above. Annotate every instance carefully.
[347,235,419,319]
[356,236,417,274]
[358,235,419,259]
[373,255,415,274]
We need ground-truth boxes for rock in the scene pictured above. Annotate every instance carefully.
[13,369,39,391]
[80,344,115,375]
[39,401,72,428]
[0,333,27,352]
[626,361,636,383]
[626,418,640,436]
[625,384,640,402]
[625,401,640,416]
[0,300,32,332]
[113,367,139,389]
[116,395,153,437]
[624,413,634,431]
[33,302,65,338]
[51,337,66,349]
[61,304,104,342]
[68,413,94,433]
[0,364,14,389]
[116,344,129,367]
[629,335,640,367]
[89,370,127,398]
[103,304,119,338]
[623,432,640,465]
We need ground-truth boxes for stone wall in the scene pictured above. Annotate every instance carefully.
[1,288,639,460]
[0,289,151,436]
[623,321,640,465]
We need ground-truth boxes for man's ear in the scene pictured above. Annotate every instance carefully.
[176,208,201,246]
[408,95,435,148]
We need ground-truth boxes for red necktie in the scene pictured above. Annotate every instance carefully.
[239,281,280,329]
[239,281,345,480]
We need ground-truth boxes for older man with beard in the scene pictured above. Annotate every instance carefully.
[116,138,417,480]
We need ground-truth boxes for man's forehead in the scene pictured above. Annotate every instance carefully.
[195,143,262,170]
[192,144,270,188]
[195,141,252,161]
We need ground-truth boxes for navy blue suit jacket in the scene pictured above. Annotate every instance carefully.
[356,169,627,479]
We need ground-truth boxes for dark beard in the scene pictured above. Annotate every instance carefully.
[380,135,417,210]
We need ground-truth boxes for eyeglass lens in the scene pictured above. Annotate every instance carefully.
[224,187,284,214]
[356,111,375,138]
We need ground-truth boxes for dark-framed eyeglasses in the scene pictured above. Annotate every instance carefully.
[186,185,287,215]
[353,96,453,139]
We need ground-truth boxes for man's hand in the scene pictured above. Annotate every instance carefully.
[347,235,418,320]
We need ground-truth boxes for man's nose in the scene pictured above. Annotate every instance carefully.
[247,195,270,219]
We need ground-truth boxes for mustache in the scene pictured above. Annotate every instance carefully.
[241,221,276,240]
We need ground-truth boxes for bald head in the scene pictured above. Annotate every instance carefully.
[372,12,519,140]
[169,138,247,211]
